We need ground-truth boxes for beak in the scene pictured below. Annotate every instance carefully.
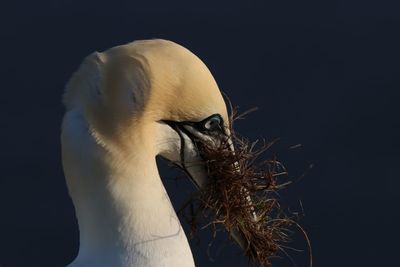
[163,120,255,252]
[163,121,211,189]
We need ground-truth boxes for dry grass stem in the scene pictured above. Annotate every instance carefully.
[178,110,310,267]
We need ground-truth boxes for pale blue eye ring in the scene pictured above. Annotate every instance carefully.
[204,116,222,131]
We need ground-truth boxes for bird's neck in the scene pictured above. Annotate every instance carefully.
[62,111,195,267]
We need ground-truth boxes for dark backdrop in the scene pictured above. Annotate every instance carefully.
[1,1,399,266]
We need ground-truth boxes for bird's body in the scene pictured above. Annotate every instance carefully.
[62,39,228,267]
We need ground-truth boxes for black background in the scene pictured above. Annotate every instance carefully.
[1,1,399,266]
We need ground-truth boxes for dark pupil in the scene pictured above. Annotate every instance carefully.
[205,117,220,131]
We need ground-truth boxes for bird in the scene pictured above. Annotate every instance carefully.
[61,39,243,267]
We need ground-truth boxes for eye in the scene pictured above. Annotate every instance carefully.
[203,115,222,132]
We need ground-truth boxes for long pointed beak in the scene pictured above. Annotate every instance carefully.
[172,124,256,252]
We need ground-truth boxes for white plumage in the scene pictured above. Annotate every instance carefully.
[61,39,229,267]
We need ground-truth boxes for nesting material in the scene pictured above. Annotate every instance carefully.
[180,112,300,267]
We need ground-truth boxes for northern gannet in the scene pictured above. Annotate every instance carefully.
[61,39,236,267]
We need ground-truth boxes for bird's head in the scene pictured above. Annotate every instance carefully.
[64,39,228,155]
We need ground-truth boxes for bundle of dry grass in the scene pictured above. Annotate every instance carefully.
[179,111,308,267]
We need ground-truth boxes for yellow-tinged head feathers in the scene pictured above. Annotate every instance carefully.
[64,39,228,144]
